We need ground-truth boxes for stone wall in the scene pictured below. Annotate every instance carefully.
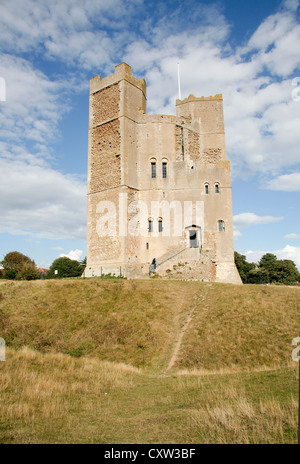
[155,248,217,281]
[187,129,201,161]
[201,148,222,164]
[89,120,121,192]
[92,83,120,122]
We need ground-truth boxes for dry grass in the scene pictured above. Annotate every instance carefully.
[0,278,196,370]
[174,283,300,370]
[0,347,298,443]
[0,278,299,443]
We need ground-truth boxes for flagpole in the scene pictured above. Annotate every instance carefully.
[177,62,182,100]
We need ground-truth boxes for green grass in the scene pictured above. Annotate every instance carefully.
[0,278,299,443]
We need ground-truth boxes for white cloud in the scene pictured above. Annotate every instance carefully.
[265,173,300,191]
[275,244,300,268]
[0,159,86,240]
[233,229,243,238]
[59,249,83,261]
[1,0,300,179]
[285,233,300,239]
[0,53,64,151]
[245,250,267,264]
[233,213,284,228]
[0,52,86,241]
[284,0,300,11]
[0,0,141,70]
[123,1,300,176]
[245,245,300,269]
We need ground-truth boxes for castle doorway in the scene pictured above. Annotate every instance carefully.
[189,230,198,248]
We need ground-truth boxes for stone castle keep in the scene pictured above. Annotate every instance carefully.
[86,62,241,284]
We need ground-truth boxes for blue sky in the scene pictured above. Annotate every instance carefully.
[0,0,300,269]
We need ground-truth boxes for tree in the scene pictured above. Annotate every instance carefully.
[1,251,31,272]
[272,259,300,284]
[234,251,255,283]
[17,261,40,281]
[259,253,277,271]
[47,257,84,279]
[1,251,39,280]
[234,251,299,285]
[247,267,269,284]
[258,253,300,284]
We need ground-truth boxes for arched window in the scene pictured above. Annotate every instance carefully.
[218,220,225,232]
[148,218,153,233]
[162,161,167,178]
[151,161,156,178]
[204,183,209,194]
[215,183,220,194]
[158,218,163,233]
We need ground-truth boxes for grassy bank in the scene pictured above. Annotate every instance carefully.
[0,278,299,443]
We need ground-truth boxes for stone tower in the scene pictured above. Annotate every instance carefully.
[86,63,241,284]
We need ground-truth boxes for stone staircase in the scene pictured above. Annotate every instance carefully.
[156,247,187,268]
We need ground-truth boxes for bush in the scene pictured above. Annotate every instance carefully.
[47,257,84,279]
[1,251,40,281]
[4,269,17,280]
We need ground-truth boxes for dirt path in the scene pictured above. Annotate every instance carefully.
[165,288,208,373]
[166,312,194,371]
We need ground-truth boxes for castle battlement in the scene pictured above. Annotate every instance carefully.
[90,62,146,97]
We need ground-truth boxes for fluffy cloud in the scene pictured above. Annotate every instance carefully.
[285,233,300,239]
[0,53,63,150]
[1,1,300,176]
[275,244,300,267]
[233,213,284,228]
[0,50,86,241]
[265,173,300,191]
[0,0,142,70]
[233,213,284,241]
[0,159,86,239]
[60,249,83,261]
[233,229,243,238]
[124,1,300,178]
[245,244,300,269]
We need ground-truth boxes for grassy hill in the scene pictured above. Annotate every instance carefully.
[0,278,299,443]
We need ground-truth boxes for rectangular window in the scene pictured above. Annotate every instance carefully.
[162,162,167,178]
[151,162,156,178]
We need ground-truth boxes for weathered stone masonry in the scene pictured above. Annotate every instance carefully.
[86,62,242,284]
